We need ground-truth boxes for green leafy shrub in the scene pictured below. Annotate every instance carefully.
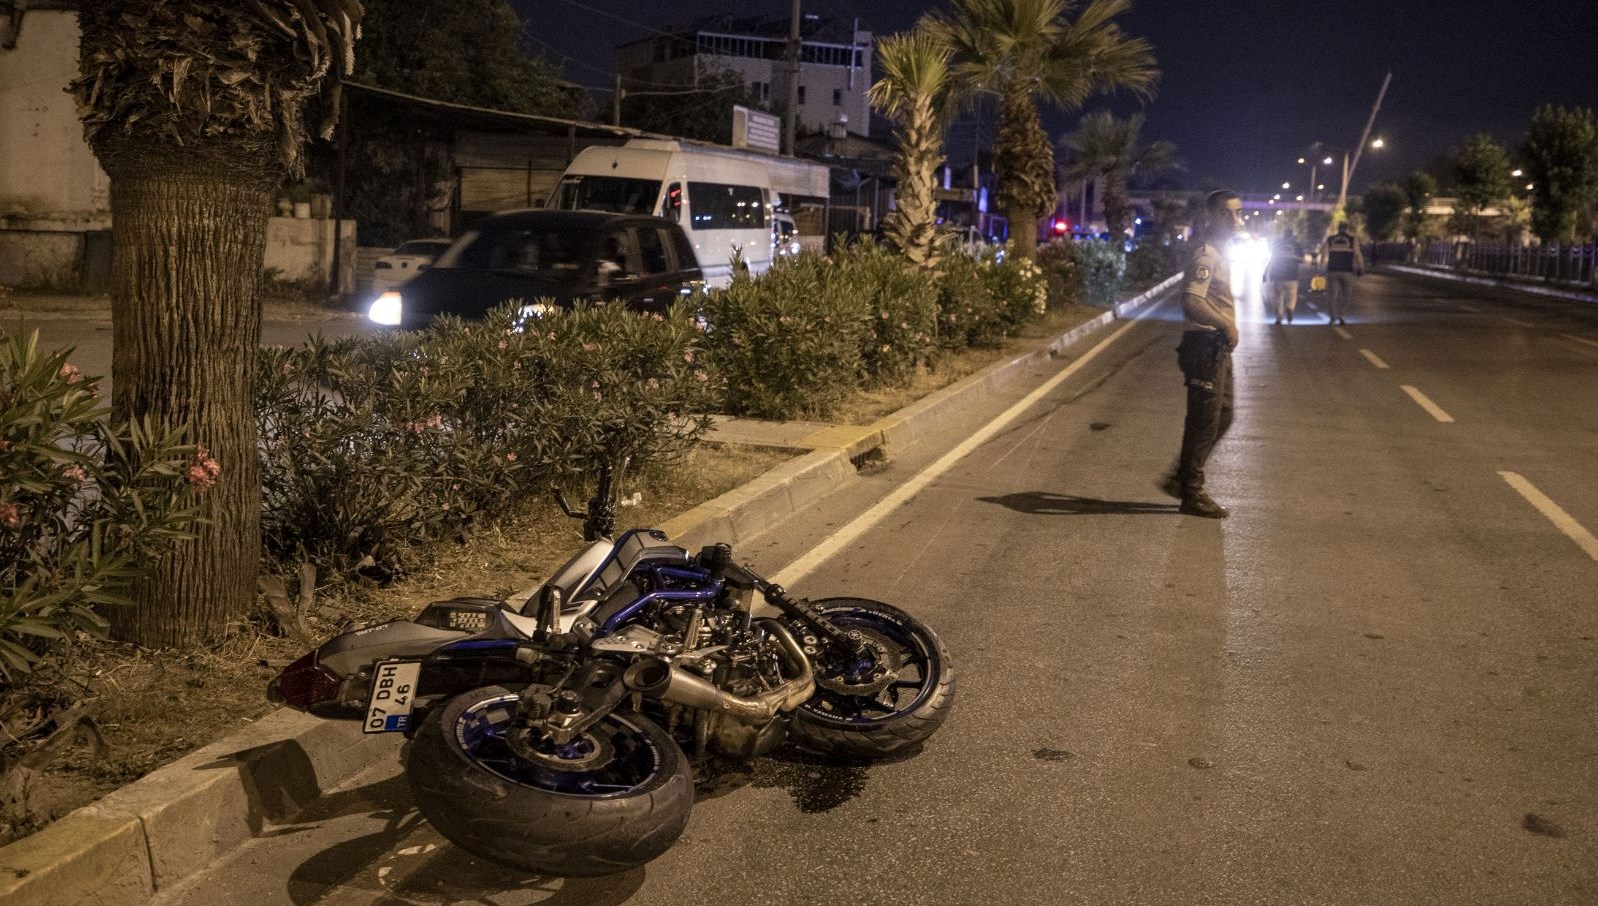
[1035,242,1083,309]
[0,331,204,679]
[1125,240,1189,291]
[1074,240,1128,307]
[703,254,871,420]
[832,241,939,386]
[935,245,1046,349]
[256,304,714,580]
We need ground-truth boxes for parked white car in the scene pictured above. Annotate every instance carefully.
[372,238,453,292]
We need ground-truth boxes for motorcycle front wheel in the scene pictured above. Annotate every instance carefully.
[407,685,692,877]
[786,598,956,760]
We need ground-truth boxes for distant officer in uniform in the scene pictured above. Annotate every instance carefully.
[1324,221,1364,325]
[1162,190,1243,519]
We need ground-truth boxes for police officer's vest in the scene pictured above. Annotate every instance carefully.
[1326,233,1358,273]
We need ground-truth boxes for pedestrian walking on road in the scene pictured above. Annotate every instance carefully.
[1161,190,1243,519]
[1324,221,1364,325]
[1265,227,1304,324]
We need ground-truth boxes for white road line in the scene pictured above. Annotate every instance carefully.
[1460,305,1482,314]
[772,315,1150,588]
[1498,471,1598,562]
[1500,316,1534,328]
[1359,349,1390,369]
[1561,333,1598,352]
[1333,326,1353,341]
[1400,385,1455,423]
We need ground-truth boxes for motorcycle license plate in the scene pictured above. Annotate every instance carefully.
[364,660,422,734]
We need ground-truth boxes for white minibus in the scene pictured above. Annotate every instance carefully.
[550,139,776,287]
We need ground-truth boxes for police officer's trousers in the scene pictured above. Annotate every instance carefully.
[1176,330,1234,494]
[1328,272,1355,320]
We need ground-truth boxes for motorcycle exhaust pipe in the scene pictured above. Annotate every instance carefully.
[622,621,814,725]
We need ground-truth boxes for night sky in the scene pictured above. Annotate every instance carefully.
[519,0,1598,194]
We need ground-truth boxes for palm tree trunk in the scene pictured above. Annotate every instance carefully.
[995,91,1056,263]
[1103,167,1130,238]
[888,97,945,268]
[99,140,272,647]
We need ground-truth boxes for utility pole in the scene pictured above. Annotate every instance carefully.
[612,74,623,127]
[784,0,801,155]
[1332,71,1392,226]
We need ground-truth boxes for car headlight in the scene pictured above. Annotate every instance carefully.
[518,302,557,319]
[368,291,403,326]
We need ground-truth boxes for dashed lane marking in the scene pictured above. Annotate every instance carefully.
[1561,333,1598,352]
[1460,304,1482,313]
[1499,471,1598,562]
[1333,326,1353,341]
[1359,349,1390,369]
[1500,316,1534,328]
[1401,385,1455,423]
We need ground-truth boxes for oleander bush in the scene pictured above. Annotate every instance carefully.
[935,244,1047,349]
[0,331,205,679]
[255,304,714,580]
[1038,240,1127,309]
[1126,240,1189,292]
[833,241,940,386]
[702,253,872,420]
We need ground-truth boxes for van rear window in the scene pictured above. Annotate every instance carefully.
[687,182,767,230]
[554,177,661,215]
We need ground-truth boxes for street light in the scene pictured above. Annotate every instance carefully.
[1512,169,1524,177]
[1371,137,1385,149]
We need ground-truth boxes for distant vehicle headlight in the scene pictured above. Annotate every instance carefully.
[518,302,557,319]
[368,291,403,326]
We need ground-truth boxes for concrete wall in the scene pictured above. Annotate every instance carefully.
[264,217,356,295]
[0,9,110,221]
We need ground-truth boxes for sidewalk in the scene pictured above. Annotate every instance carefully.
[1384,263,1598,305]
[0,274,1181,906]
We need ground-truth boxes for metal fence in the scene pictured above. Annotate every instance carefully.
[1421,239,1598,287]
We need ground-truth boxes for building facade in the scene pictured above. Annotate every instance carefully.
[616,15,872,138]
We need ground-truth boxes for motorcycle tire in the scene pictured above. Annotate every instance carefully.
[407,685,693,877]
[786,598,956,760]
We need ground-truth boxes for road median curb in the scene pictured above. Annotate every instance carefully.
[1386,264,1598,305]
[0,272,1179,902]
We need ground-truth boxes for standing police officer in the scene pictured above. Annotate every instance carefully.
[1324,221,1365,325]
[1163,190,1244,519]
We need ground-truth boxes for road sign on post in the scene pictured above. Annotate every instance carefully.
[733,105,781,154]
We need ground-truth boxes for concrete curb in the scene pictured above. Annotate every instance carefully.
[1386,264,1598,305]
[0,274,1181,903]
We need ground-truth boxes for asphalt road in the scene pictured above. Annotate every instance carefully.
[150,270,1597,906]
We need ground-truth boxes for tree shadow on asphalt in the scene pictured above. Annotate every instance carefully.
[978,491,1180,516]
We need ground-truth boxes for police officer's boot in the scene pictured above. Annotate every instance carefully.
[1179,490,1229,519]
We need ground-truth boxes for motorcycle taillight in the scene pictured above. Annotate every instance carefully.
[268,651,342,711]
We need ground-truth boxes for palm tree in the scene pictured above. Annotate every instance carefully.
[73,2,362,647]
[931,0,1158,260]
[870,28,959,268]
[1060,111,1178,238]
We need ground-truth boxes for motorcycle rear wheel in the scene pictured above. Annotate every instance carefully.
[407,685,692,876]
[786,598,956,760]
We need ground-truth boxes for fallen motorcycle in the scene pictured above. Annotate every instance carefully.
[268,458,955,876]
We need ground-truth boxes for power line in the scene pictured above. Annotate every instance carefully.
[549,0,684,40]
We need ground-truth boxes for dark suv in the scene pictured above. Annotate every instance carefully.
[367,210,704,329]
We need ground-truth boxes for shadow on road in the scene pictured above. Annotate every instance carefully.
[978,491,1180,516]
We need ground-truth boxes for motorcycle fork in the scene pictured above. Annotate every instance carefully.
[516,659,629,745]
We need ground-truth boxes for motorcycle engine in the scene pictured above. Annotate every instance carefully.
[662,606,792,760]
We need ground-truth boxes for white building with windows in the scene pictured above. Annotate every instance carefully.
[615,15,872,138]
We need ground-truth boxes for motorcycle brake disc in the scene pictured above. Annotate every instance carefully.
[508,726,616,773]
[815,633,902,698]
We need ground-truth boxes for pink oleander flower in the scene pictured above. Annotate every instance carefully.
[0,502,19,529]
[683,349,695,364]
[694,370,709,383]
[62,464,88,483]
[185,446,221,491]
[497,340,508,350]
[59,363,83,384]
[582,342,598,352]
[646,378,660,390]
[506,452,518,463]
